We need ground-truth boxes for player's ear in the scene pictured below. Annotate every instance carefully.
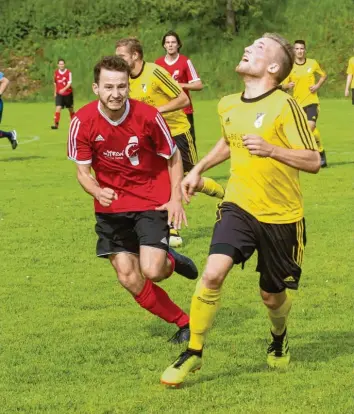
[92,83,99,96]
[268,62,280,75]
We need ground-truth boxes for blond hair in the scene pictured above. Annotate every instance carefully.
[263,33,294,83]
[115,37,144,59]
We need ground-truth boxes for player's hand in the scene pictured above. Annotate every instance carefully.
[155,199,187,230]
[287,82,295,89]
[242,134,274,157]
[309,84,319,93]
[95,187,118,207]
[59,88,65,94]
[181,171,201,204]
[344,89,349,97]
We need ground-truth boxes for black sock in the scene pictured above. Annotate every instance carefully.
[0,130,12,139]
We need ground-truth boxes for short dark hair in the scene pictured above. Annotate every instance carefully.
[115,37,144,59]
[93,56,131,84]
[57,58,65,64]
[161,30,182,51]
[294,40,306,47]
[263,33,295,83]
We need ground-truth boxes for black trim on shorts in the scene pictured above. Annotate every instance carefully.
[186,113,196,145]
[351,88,354,105]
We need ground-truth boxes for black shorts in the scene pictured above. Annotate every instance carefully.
[95,210,169,258]
[186,113,196,145]
[0,98,3,123]
[55,93,74,109]
[174,128,198,173]
[209,202,307,293]
[351,89,354,105]
[303,103,319,122]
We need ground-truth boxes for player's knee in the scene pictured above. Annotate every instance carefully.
[202,269,224,289]
[260,290,284,310]
[140,264,163,282]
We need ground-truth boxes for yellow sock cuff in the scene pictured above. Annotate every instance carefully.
[313,128,324,152]
[268,294,292,336]
[201,177,225,199]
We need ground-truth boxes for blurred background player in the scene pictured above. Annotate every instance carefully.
[344,52,354,104]
[282,40,327,167]
[155,30,203,146]
[116,38,224,248]
[68,56,198,344]
[51,58,75,129]
[0,71,17,149]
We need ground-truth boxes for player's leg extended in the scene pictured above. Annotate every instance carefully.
[261,289,291,369]
[161,254,233,386]
[69,106,75,120]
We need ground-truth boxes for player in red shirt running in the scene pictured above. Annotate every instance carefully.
[67,56,198,343]
[155,31,203,145]
[51,58,75,130]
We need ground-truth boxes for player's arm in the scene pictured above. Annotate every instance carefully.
[68,117,117,207]
[0,75,10,96]
[242,99,320,174]
[310,62,327,93]
[76,164,117,207]
[280,74,294,91]
[345,74,353,97]
[179,59,203,91]
[182,137,230,202]
[152,67,189,113]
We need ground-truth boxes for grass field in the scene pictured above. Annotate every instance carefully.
[0,99,353,413]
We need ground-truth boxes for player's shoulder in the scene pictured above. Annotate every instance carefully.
[74,101,99,123]
[349,56,354,64]
[307,58,319,66]
[150,62,170,76]
[178,54,190,63]
[218,92,242,113]
[155,56,165,65]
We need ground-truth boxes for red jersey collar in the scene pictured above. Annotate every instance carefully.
[97,99,130,126]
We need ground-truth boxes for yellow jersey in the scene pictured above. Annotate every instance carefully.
[129,62,190,136]
[346,57,354,88]
[218,88,318,224]
[283,58,326,107]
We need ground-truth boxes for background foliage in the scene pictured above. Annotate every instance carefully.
[0,0,353,100]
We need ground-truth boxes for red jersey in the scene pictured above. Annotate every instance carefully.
[67,99,176,214]
[155,54,200,115]
[54,69,73,96]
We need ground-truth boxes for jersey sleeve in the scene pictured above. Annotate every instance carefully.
[347,58,354,75]
[68,71,72,84]
[314,60,326,77]
[67,116,92,164]
[185,59,200,83]
[280,98,318,150]
[0,72,4,80]
[150,112,177,159]
[152,66,183,99]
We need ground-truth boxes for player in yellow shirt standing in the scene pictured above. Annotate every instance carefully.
[116,38,224,248]
[282,40,327,167]
[160,33,320,387]
[345,55,354,104]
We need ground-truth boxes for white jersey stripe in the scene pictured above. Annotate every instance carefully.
[156,113,175,155]
[187,59,199,80]
[68,117,80,160]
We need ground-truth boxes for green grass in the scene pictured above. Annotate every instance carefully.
[0,98,353,413]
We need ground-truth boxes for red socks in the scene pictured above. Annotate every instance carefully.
[135,279,189,328]
[54,112,60,125]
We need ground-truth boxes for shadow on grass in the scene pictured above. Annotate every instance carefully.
[291,330,354,362]
[0,156,46,162]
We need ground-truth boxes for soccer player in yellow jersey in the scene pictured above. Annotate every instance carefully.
[160,33,321,387]
[282,40,328,167]
[116,38,224,248]
[345,54,354,104]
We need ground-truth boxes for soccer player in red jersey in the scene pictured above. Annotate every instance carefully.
[155,31,203,145]
[51,58,75,130]
[67,56,198,343]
